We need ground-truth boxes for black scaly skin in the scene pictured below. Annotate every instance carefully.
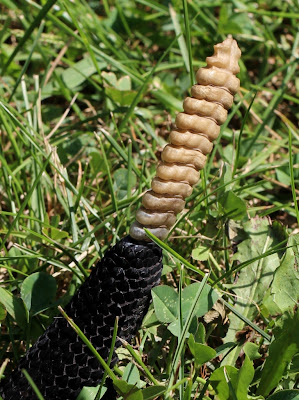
[0,236,163,400]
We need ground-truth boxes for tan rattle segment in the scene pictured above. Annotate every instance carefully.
[130,36,241,241]
[151,178,193,198]
[169,130,213,154]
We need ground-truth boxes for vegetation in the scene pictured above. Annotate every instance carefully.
[0,0,298,399]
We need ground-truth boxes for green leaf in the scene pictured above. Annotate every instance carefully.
[0,303,7,321]
[276,167,291,186]
[188,334,216,366]
[223,217,281,365]
[244,342,262,361]
[77,385,107,400]
[267,390,299,400]
[181,283,218,318]
[192,245,210,261]
[113,380,142,399]
[117,76,132,91]
[210,355,254,400]
[168,275,210,391]
[236,355,255,400]
[48,227,69,241]
[268,234,299,313]
[152,88,181,111]
[168,315,197,338]
[0,287,27,328]
[105,87,137,107]
[215,342,236,358]
[142,385,166,400]
[183,378,192,400]
[219,190,247,221]
[123,363,140,386]
[210,366,239,400]
[152,286,178,323]
[289,353,299,375]
[218,3,252,35]
[169,4,190,73]
[102,71,118,87]
[219,163,233,194]
[21,272,57,316]
[113,168,137,200]
[152,283,218,336]
[195,322,206,344]
[257,310,299,397]
[43,222,69,241]
[62,57,105,89]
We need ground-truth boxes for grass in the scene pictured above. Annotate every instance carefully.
[0,0,298,399]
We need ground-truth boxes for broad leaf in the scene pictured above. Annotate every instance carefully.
[266,234,299,313]
[276,167,291,186]
[244,342,262,361]
[77,385,106,400]
[267,390,299,400]
[48,227,69,241]
[223,217,281,365]
[113,380,142,399]
[105,87,137,107]
[151,286,178,323]
[219,190,247,221]
[117,76,131,91]
[123,363,140,387]
[168,315,197,338]
[152,283,218,336]
[195,322,206,344]
[102,71,118,87]
[21,272,57,316]
[62,57,105,89]
[0,287,27,328]
[192,245,210,261]
[181,283,218,319]
[113,168,136,200]
[257,310,299,397]
[210,355,254,400]
[0,303,7,321]
[236,355,255,399]
[188,334,216,366]
[210,366,239,400]
[142,386,166,400]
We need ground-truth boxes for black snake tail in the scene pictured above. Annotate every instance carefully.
[0,236,163,400]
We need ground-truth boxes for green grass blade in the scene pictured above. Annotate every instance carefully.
[96,133,119,227]
[120,340,160,386]
[59,306,117,382]
[0,154,50,253]
[169,4,189,73]
[145,229,213,282]
[232,91,257,176]
[2,0,57,75]
[288,127,299,226]
[95,317,119,400]
[9,22,45,101]
[241,8,299,18]
[118,28,183,133]
[224,367,238,400]
[221,300,271,342]
[182,0,194,85]
[22,369,45,400]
